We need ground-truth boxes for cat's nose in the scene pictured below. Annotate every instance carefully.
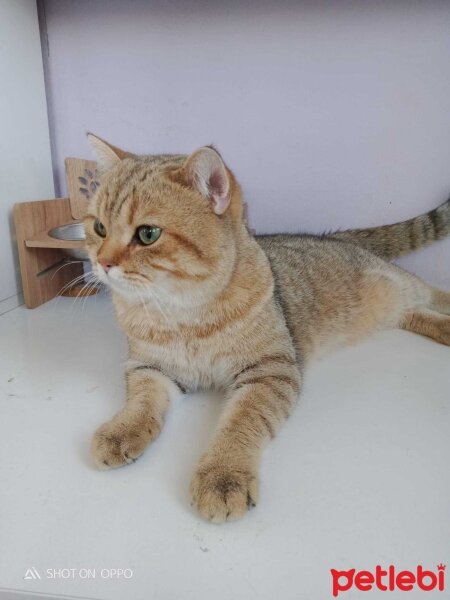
[98,258,116,272]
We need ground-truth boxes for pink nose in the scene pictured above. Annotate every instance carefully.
[98,258,116,272]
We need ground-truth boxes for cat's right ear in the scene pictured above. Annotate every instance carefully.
[176,146,231,215]
[87,133,131,174]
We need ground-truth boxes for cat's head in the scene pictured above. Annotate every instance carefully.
[84,134,244,306]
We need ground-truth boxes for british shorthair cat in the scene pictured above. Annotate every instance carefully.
[85,133,450,522]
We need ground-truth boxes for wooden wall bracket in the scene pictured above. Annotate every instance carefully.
[14,158,99,309]
[14,198,84,308]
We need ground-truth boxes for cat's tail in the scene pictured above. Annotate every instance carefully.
[330,197,450,261]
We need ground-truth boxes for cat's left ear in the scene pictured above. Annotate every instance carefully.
[182,146,230,215]
[87,133,131,174]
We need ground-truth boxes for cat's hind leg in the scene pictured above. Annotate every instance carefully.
[399,308,450,346]
[429,288,450,315]
[392,270,450,344]
[364,263,450,346]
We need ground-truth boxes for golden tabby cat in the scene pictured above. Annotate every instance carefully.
[85,133,450,522]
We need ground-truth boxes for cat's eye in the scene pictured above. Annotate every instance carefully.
[136,225,162,245]
[93,219,107,238]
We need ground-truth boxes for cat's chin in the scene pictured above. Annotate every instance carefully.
[92,266,140,301]
[107,278,145,302]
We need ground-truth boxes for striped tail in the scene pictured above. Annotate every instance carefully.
[330,197,450,261]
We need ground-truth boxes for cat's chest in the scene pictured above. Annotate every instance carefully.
[130,335,234,391]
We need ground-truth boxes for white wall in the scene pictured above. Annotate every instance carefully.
[0,0,54,314]
[42,0,450,286]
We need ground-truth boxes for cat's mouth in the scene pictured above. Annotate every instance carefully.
[94,264,150,297]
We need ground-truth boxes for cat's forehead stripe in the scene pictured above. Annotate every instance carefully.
[126,190,141,225]
[99,154,187,220]
[105,161,144,215]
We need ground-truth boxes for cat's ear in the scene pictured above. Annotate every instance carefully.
[182,146,230,215]
[87,133,130,173]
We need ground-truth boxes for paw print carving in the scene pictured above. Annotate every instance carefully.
[78,168,100,199]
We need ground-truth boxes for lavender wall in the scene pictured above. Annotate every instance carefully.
[42,0,450,284]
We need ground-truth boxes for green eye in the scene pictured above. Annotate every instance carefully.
[136,225,162,245]
[94,219,107,238]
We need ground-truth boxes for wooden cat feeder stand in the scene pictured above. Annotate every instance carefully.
[14,158,99,308]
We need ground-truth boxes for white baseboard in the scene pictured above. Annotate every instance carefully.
[0,292,24,316]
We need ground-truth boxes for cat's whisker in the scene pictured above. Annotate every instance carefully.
[57,272,90,296]
[74,282,97,314]
[150,282,182,331]
[51,260,85,280]
[54,272,94,308]
[134,285,169,326]
[70,274,98,312]
[136,290,153,325]
[146,288,170,325]
[81,279,100,313]
[148,280,172,303]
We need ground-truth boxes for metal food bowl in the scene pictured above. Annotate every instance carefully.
[48,222,89,260]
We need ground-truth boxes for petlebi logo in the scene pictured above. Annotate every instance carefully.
[331,564,445,597]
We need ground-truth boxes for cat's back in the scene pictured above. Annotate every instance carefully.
[255,233,390,357]
[255,232,372,279]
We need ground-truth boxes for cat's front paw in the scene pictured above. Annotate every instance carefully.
[190,459,259,523]
[91,419,156,469]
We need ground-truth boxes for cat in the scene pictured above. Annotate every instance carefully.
[85,133,450,522]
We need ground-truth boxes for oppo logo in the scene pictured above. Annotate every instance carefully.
[331,564,445,597]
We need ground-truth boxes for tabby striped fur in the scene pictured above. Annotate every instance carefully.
[332,197,450,260]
